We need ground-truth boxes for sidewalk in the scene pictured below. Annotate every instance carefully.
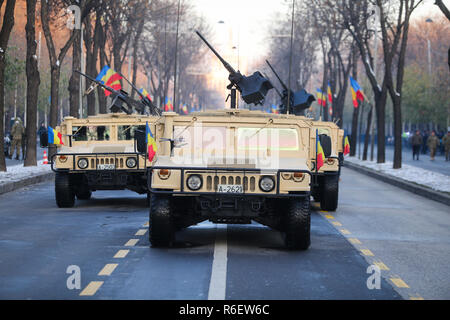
[354,143,450,176]
[345,156,450,206]
[0,160,54,195]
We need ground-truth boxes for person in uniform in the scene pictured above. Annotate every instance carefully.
[426,131,440,161]
[443,131,450,162]
[10,118,25,160]
[410,130,423,161]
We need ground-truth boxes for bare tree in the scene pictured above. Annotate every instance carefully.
[24,0,40,167]
[0,0,17,172]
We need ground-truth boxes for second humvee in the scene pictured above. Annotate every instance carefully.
[44,113,160,208]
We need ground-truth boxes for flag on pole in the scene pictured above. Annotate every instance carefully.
[316,89,324,107]
[96,65,122,97]
[146,122,157,162]
[316,137,325,171]
[181,104,189,114]
[48,126,64,145]
[139,88,152,101]
[327,82,333,105]
[164,97,174,112]
[349,77,364,108]
[344,136,350,155]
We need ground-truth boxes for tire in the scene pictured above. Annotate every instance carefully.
[55,172,75,208]
[149,193,174,247]
[320,173,339,212]
[284,197,311,250]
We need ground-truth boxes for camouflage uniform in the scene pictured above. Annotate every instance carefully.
[426,134,440,161]
[11,120,24,160]
[443,133,450,161]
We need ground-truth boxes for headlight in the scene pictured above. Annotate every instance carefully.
[187,175,202,191]
[126,157,137,168]
[259,176,275,192]
[77,158,88,169]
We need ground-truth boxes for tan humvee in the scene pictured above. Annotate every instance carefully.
[299,118,344,212]
[47,113,159,208]
[148,109,314,250]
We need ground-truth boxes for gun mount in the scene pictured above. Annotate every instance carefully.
[265,60,315,116]
[196,31,273,106]
[76,70,161,116]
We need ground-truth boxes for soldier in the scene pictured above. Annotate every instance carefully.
[443,131,450,162]
[410,130,423,161]
[10,118,25,160]
[426,131,440,161]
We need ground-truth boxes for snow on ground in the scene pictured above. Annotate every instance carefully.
[346,156,450,193]
[0,161,52,185]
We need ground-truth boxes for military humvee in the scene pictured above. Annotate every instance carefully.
[44,113,159,208]
[147,109,314,250]
[307,120,344,212]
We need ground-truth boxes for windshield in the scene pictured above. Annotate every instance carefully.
[72,126,111,141]
[237,127,299,151]
[173,125,300,152]
[118,125,146,141]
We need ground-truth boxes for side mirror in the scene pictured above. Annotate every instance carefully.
[135,130,146,154]
[40,131,48,148]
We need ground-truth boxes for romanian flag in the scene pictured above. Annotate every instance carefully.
[271,105,279,114]
[344,136,350,155]
[48,126,64,145]
[327,82,333,105]
[139,88,152,101]
[181,104,189,114]
[349,77,364,108]
[317,88,326,107]
[317,139,325,171]
[96,65,122,97]
[164,97,174,112]
[146,122,157,162]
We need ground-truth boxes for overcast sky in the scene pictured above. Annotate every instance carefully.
[192,0,447,65]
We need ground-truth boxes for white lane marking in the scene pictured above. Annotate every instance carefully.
[208,224,228,300]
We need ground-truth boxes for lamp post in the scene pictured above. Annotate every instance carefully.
[425,18,433,131]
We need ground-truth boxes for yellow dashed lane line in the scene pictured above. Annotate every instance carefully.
[124,239,139,247]
[390,277,410,288]
[114,249,129,259]
[80,281,103,296]
[98,263,118,276]
[135,229,147,236]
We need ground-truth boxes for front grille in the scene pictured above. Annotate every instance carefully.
[187,172,267,193]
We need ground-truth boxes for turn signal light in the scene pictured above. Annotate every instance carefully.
[158,169,171,180]
[59,156,68,163]
[293,172,305,182]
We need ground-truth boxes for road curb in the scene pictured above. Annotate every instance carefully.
[344,161,450,207]
[0,172,55,196]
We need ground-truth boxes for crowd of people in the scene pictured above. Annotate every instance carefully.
[3,118,47,161]
[409,130,450,161]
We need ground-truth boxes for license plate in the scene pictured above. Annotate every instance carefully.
[97,164,115,170]
[217,184,243,193]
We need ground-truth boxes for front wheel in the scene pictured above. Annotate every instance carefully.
[284,197,311,250]
[320,174,339,212]
[149,193,175,247]
[55,172,75,208]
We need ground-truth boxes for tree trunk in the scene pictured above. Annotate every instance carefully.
[24,0,40,167]
[0,0,16,172]
[69,29,81,118]
[392,97,402,169]
[363,104,373,161]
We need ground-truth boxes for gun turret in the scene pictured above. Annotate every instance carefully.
[196,31,273,106]
[76,70,161,116]
[265,60,315,115]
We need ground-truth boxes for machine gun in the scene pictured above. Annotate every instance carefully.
[195,31,273,107]
[265,60,315,115]
[76,70,161,116]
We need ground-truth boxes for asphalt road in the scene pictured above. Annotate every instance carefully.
[0,167,448,300]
